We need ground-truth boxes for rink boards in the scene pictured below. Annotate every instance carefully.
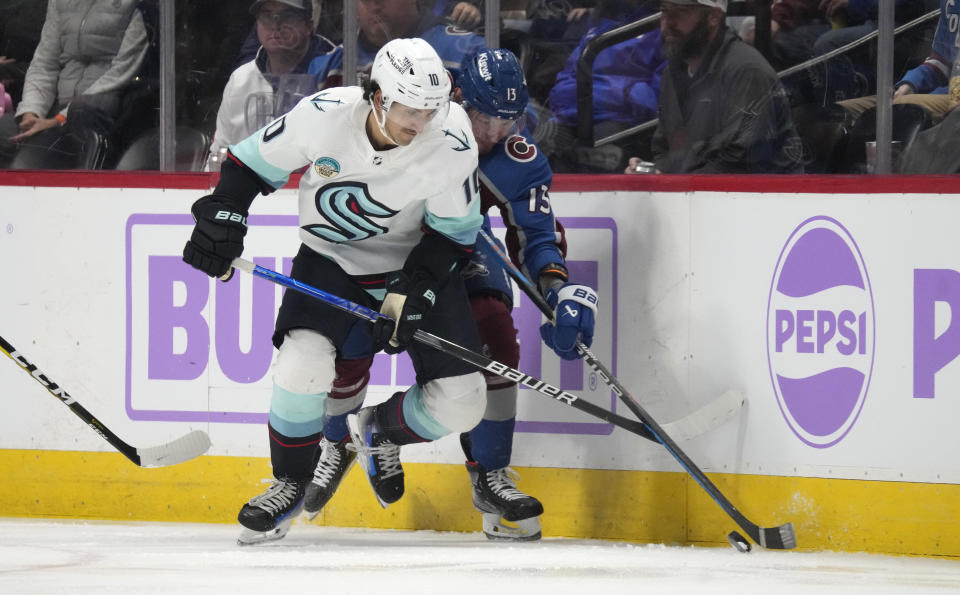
[1,172,959,557]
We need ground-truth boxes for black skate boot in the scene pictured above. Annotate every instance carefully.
[466,461,543,541]
[346,406,404,507]
[303,437,357,520]
[236,478,306,545]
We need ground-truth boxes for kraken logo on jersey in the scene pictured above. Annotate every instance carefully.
[303,182,398,243]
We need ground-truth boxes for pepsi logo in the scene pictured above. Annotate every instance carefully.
[766,216,875,448]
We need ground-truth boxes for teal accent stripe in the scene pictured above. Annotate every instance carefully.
[230,135,291,189]
[424,205,482,247]
[364,288,386,302]
[268,382,327,438]
[400,386,450,440]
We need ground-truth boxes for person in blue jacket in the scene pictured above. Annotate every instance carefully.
[307,0,485,88]
[543,0,666,172]
[838,0,959,121]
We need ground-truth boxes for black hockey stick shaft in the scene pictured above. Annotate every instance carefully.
[229,258,659,440]
[0,334,211,468]
[1,334,144,464]
[478,231,795,550]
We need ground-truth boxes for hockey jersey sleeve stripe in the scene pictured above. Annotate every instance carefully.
[230,134,292,189]
[424,207,483,248]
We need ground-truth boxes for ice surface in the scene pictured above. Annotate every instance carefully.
[1,518,958,594]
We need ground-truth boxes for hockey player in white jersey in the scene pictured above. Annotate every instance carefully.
[303,48,599,542]
[182,37,486,545]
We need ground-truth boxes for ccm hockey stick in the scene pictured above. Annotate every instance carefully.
[477,231,794,550]
[0,335,211,468]
[230,258,795,549]
[478,229,744,443]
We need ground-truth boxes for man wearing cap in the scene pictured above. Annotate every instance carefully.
[647,0,802,173]
[307,0,485,90]
[205,0,334,170]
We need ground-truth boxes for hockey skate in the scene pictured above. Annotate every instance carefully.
[303,437,357,520]
[346,407,404,507]
[236,478,306,545]
[466,461,543,541]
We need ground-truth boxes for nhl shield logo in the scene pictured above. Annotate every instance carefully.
[313,157,341,178]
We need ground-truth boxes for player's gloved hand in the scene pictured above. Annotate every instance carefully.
[539,283,598,360]
[372,272,438,353]
[182,195,248,281]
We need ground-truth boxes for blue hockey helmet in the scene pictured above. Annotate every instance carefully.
[457,48,529,120]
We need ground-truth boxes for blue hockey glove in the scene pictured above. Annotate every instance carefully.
[539,283,598,360]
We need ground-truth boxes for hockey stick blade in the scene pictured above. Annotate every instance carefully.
[758,522,797,550]
[134,430,212,468]
[0,334,211,468]
[659,388,744,443]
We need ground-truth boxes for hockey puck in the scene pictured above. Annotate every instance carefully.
[727,530,752,553]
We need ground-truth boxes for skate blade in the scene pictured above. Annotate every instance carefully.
[481,513,542,542]
[237,517,294,546]
[346,414,391,508]
[304,456,357,521]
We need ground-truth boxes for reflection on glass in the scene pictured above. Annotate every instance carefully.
[0,0,153,170]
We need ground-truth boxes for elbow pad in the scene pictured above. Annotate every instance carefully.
[402,227,473,285]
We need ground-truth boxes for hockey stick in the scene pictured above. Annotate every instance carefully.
[230,258,796,549]
[478,229,744,442]
[230,258,658,440]
[0,335,211,468]
[477,231,794,550]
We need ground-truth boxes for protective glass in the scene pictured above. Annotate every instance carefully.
[467,108,524,144]
[255,9,307,28]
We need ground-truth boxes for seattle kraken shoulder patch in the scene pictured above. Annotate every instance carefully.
[313,157,341,178]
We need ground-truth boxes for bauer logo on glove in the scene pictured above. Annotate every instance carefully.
[182,196,250,280]
[214,210,248,225]
[540,283,599,360]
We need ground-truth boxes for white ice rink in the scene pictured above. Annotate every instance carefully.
[1,519,959,594]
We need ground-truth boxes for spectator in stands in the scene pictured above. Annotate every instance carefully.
[738,0,831,106]
[898,101,960,173]
[837,0,958,122]
[627,0,802,173]
[233,0,481,66]
[812,0,924,103]
[543,0,665,172]
[206,0,335,171]
[503,0,597,105]
[741,0,925,106]
[0,0,149,169]
[307,0,485,88]
[0,0,48,109]
[432,0,483,29]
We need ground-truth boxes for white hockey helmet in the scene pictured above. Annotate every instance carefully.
[371,38,451,112]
